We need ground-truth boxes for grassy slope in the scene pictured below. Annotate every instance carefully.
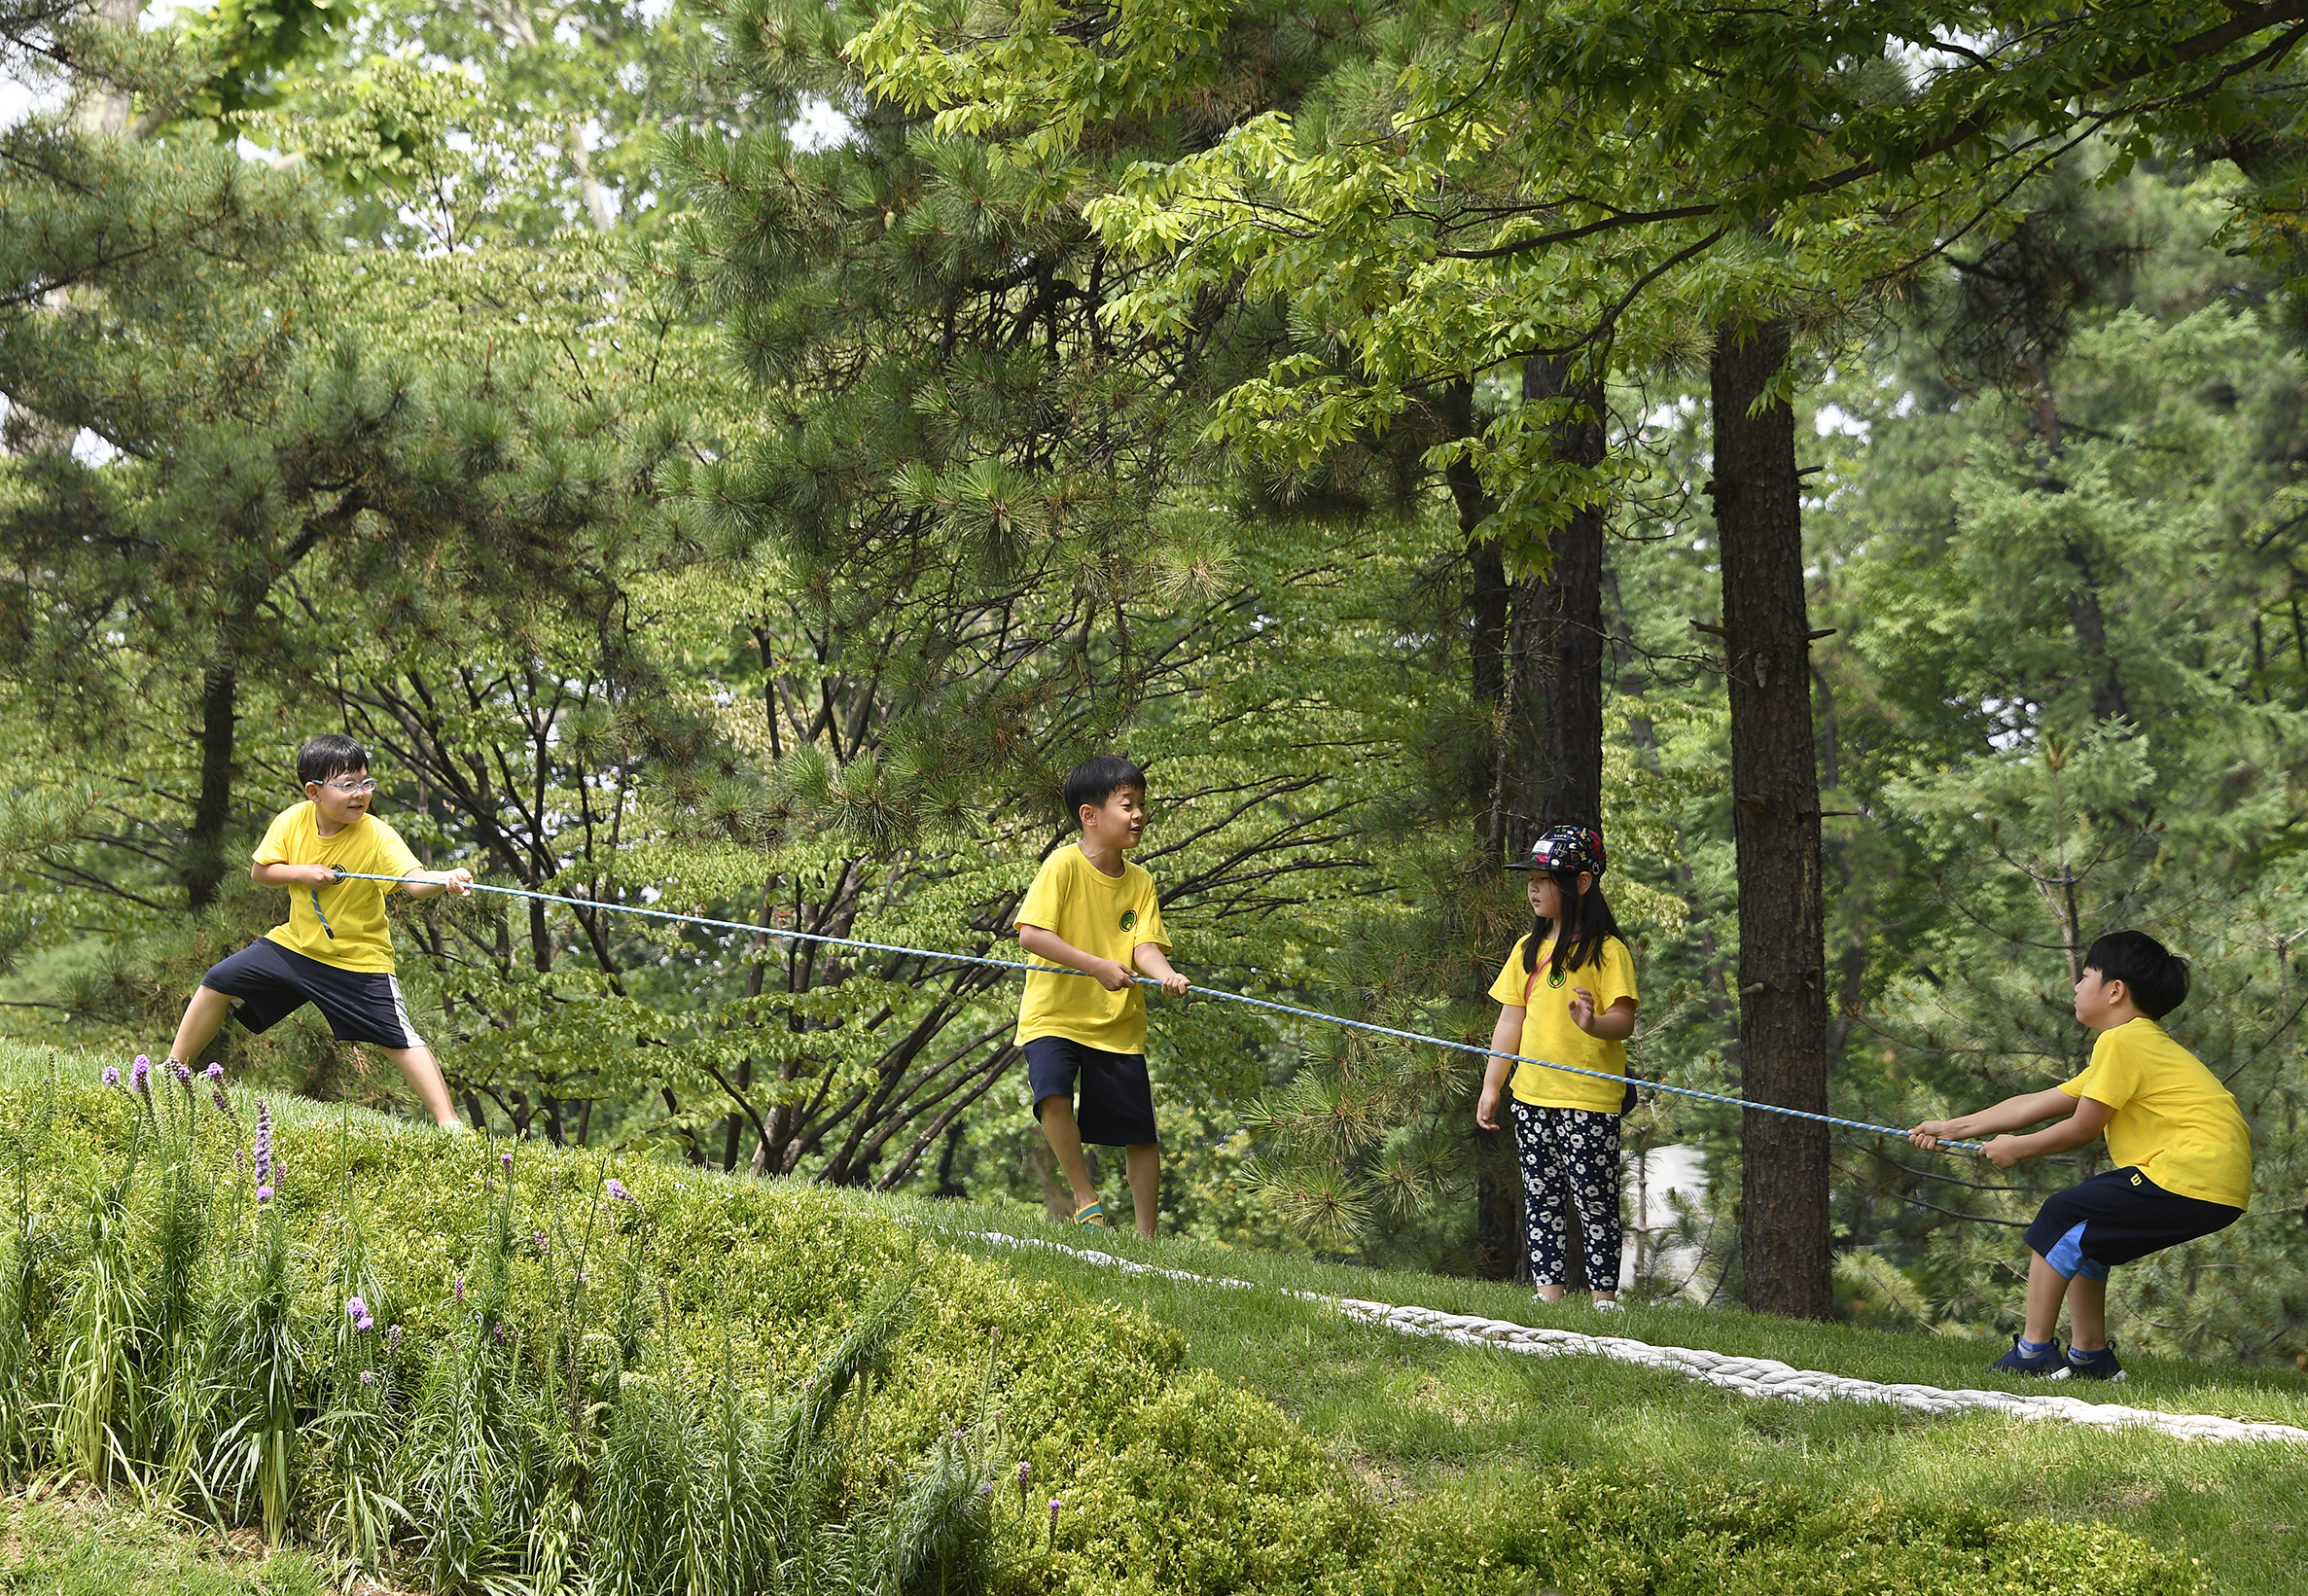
[10,1040,2303,1594]
[829,1193,2308,1596]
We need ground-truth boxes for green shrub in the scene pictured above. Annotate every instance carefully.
[1333,1471,2210,1596]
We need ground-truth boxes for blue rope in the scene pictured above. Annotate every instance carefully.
[333,869,1984,1154]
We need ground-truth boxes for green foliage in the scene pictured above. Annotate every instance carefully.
[186,0,354,119]
[854,0,2308,547]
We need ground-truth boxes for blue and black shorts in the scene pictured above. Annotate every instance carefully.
[2024,1166,2242,1282]
[202,939,427,1051]
[1023,1036,1157,1147]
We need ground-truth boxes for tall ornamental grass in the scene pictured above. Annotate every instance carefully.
[0,1059,1005,1593]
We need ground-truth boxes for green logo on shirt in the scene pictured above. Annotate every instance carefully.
[1119,909,1137,933]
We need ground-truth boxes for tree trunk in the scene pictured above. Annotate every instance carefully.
[1710,318,1833,1321]
[1506,353,1609,843]
[185,656,238,911]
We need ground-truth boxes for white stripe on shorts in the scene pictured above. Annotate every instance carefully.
[386,975,427,1049]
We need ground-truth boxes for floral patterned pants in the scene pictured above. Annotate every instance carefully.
[1509,1101,1623,1290]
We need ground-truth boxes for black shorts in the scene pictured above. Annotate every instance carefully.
[2024,1166,2243,1282]
[1024,1036,1157,1147]
[202,939,427,1051]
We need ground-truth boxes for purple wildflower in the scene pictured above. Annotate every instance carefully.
[255,1184,274,1203]
[1048,1497,1062,1550]
[359,1370,375,1386]
[131,1055,150,1093]
[346,1296,374,1332]
[453,1275,465,1303]
[253,1102,274,1188]
[210,1087,231,1114]
[1018,1461,1030,1483]
[204,1062,224,1082]
[357,1311,373,1331]
[531,1231,549,1253]
[604,1178,631,1202]
[170,1059,193,1087]
[387,1325,402,1350]
[500,1152,513,1174]
[101,1065,120,1089]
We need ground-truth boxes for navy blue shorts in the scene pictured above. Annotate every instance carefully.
[2024,1166,2242,1282]
[1024,1036,1157,1147]
[202,940,427,1051]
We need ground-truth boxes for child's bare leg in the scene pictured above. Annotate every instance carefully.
[2065,1272,2109,1352]
[2022,1251,2069,1344]
[1124,1143,1158,1239]
[164,986,234,1067]
[379,1045,462,1127]
[1035,1097,1099,1210]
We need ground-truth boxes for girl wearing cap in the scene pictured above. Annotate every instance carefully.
[1474,824,1638,1307]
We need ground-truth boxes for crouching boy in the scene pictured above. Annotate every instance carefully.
[1911,930,2252,1381]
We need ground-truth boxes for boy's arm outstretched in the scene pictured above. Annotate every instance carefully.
[250,863,473,898]
[1912,1088,2114,1168]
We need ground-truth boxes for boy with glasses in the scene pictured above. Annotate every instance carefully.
[160,733,474,1128]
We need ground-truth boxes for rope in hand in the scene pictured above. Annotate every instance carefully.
[330,869,1986,1155]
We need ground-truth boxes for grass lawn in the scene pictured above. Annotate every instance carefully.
[855,1189,2308,1596]
[0,1490,330,1595]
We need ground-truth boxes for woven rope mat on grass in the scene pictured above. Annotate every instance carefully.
[948,1228,2308,1446]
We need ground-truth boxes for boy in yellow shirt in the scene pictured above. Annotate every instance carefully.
[160,734,474,1128]
[1014,756,1190,1237]
[1913,931,2252,1382]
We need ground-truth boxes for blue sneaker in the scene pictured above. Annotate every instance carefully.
[1989,1334,2065,1377]
[2057,1345,2126,1383]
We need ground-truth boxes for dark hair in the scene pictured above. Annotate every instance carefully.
[1522,870,1623,982]
[1063,755,1147,825]
[298,733,371,789]
[2082,930,2189,1020]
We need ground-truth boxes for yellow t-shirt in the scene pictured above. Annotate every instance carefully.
[2060,1017,2253,1210]
[253,802,424,974]
[1013,845,1168,1054]
[1486,934,1639,1112]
